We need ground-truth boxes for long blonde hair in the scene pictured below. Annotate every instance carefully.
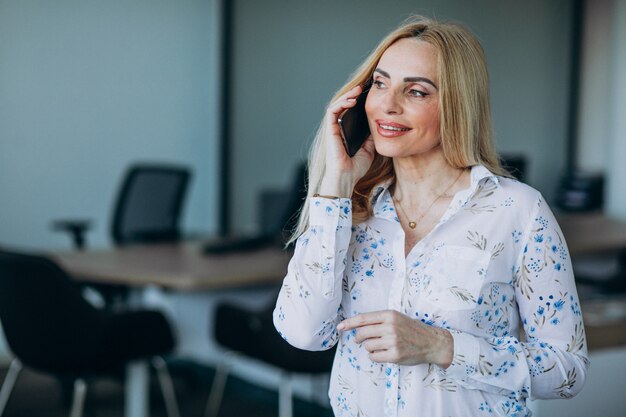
[288,15,506,245]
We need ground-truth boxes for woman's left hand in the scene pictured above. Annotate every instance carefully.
[337,310,454,368]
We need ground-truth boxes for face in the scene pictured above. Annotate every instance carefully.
[365,38,441,159]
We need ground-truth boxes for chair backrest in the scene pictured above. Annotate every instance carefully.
[111,164,191,245]
[258,162,307,242]
[0,251,103,372]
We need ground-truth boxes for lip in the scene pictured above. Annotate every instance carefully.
[375,119,412,137]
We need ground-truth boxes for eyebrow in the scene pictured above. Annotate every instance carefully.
[374,68,438,90]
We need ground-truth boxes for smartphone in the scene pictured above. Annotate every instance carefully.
[338,86,370,157]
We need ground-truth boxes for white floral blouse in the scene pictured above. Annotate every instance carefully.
[273,165,589,417]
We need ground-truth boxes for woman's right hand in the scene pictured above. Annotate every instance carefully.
[319,85,376,198]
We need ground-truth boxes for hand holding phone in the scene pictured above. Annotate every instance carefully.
[338,85,371,157]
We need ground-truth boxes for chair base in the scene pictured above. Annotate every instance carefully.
[0,356,180,417]
[0,359,22,416]
[69,379,87,417]
[204,352,299,417]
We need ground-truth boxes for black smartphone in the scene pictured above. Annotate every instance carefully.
[338,86,370,157]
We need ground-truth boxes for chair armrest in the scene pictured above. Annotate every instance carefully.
[51,219,93,249]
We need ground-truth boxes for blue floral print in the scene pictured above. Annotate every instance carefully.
[274,165,588,417]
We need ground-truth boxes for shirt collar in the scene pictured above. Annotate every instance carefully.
[469,164,499,189]
[371,178,398,223]
[370,164,499,222]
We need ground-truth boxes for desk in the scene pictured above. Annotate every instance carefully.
[55,213,626,287]
[51,227,626,354]
[50,241,292,417]
[557,211,626,256]
[51,241,293,290]
[555,212,626,348]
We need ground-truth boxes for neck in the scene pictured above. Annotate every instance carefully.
[392,153,463,205]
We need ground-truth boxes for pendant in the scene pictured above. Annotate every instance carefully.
[408,221,417,229]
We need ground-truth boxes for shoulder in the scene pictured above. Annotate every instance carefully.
[471,165,541,208]
[495,176,542,206]
[485,176,550,227]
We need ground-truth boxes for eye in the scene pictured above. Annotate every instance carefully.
[373,79,386,89]
[407,88,428,98]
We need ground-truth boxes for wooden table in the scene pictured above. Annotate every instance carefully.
[51,240,293,290]
[51,219,626,352]
[53,213,626,289]
[557,211,626,256]
[556,212,626,352]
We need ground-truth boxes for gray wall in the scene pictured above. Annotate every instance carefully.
[0,0,220,250]
[605,0,626,220]
[230,0,573,233]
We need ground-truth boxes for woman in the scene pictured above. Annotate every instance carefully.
[274,15,588,417]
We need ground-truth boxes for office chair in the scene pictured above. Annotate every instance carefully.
[201,162,306,254]
[53,163,192,248]
[0,251,181,417]
[205,299,336,417]
[53,163,192,307]
[204,162,336,417]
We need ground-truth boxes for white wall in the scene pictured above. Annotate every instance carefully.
[229,0,574,233]
[0,0,220,250]
[576,0,626,221]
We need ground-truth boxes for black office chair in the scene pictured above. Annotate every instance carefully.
[53,163,192,248]
[205,299,336,417]
[53,163,192,307]
[204,163,336,417]
[201,162,306,254]
[0,251,181,417]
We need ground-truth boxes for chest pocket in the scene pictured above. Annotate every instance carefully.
[422,245,490,310]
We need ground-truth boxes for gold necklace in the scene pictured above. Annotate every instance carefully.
[393,169,464,229]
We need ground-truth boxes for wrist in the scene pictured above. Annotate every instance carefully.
[319,174,355,198]
[432,328,454,368]
[313,193,340,199]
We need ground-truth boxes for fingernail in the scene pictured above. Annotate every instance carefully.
[337,322,345,330]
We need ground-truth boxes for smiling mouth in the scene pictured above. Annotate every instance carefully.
[379,123,411,132]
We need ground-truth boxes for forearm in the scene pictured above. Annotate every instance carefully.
[440,331,589,399]
[273,197,353,350]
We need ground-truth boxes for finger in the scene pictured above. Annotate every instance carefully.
[362,337,387,353]
[326,97,357,120]
[353,323,386,344]
[326,85,363,117]
[368,349,395,363]
[338,84,363,101]
[337,310,389,331]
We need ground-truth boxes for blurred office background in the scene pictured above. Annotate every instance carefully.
[4,0,626,250]
[1,0,625,415]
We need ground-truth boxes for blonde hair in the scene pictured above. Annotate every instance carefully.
[288,15,506,245]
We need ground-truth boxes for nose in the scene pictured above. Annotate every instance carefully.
[381,90,402,115]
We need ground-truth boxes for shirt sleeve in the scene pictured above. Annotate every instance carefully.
[440,194,589,400]
[273,196,353,351]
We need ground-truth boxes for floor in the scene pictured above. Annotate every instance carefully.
[0,360,334,417]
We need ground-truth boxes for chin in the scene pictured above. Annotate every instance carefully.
[374,136,443,159]
[373,138,410,158]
